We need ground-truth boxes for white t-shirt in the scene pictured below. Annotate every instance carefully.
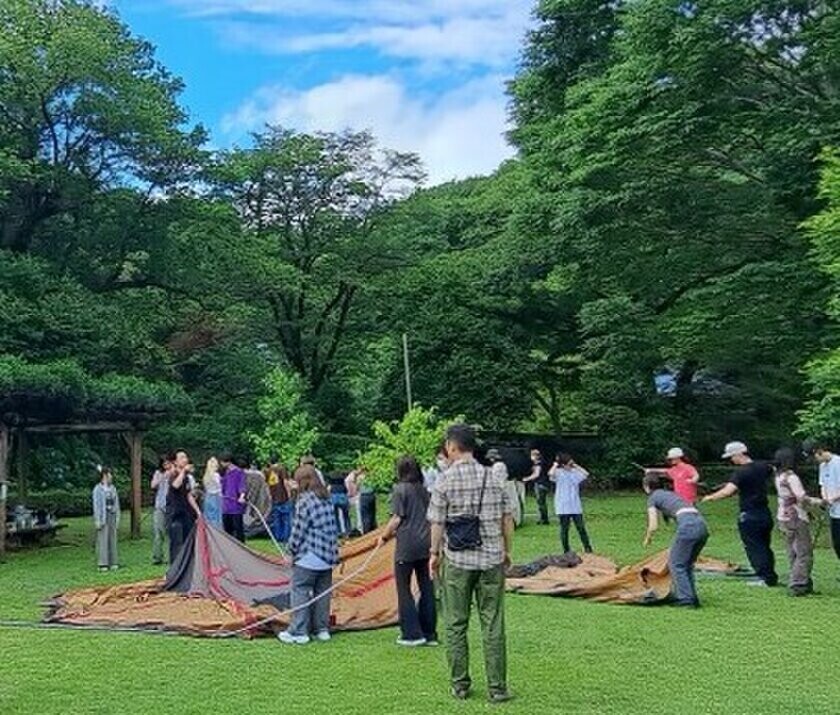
[819,455,840,519]
[551,467,587,515]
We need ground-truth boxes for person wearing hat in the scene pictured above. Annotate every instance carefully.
[663,448,700,504]
[487,449,522,527]
[701,441,778,587]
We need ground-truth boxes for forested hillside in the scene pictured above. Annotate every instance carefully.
[1,0,837,487]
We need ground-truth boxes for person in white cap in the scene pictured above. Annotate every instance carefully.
[660,448,700,504]
[701,441,778,586]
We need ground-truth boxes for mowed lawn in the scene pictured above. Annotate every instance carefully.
[2,494,840,715]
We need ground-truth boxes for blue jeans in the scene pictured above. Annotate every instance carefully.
[288,565,333,636]
[331,493,350,535]
[669,514,708,605]
[270,502,292,543]
[203,493,222,528]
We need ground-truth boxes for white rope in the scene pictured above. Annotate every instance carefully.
[220,494,286,557]
[209,538,384,639]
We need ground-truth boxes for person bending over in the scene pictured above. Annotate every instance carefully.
[643,473,708,606]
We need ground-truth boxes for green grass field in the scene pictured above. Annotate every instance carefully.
[2,494,839,714]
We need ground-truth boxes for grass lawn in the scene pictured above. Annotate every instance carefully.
[2,493,840,714]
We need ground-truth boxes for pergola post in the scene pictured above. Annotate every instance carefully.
[0,424,9,558]
[129,431,143,540]
[16,429,28,500]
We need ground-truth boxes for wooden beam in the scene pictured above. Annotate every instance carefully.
[21,422,135,435]
[129,432,143,539]
[16,429,28,500]
[0,424,9,558]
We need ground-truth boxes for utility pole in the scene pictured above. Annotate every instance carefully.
[402,333,413,410]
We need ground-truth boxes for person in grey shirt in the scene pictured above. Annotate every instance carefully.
[150,456,170,565]
[643,473,709,607]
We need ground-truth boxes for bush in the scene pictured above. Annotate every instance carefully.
[359,406,462,490]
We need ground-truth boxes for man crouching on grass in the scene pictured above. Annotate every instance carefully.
[428,424,515,704]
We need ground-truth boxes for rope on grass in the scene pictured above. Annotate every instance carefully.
[0,538,385,640]
[208,537,384,639]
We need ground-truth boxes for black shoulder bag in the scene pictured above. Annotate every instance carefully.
[445,469,487,552]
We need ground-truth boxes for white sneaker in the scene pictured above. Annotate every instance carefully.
[277,631,310,645]
[314,630,331,642]
[745,579,768,587]
[396,638,427,647]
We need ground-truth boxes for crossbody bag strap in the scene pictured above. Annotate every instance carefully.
[475,468,488,515]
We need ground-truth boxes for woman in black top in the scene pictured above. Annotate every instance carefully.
[379,455,438,646]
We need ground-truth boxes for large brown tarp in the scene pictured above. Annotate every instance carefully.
[506,551,739,604]
[45,519,741,637]
[45,519,399,638]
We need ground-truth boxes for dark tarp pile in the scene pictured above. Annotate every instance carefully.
[505,551,740,604]
[45,519,399,637]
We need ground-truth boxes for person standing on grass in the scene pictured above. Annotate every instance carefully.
[379,455,438,647]
[267,463,294,543]
[278,465,339,646]
[166,452,200,565]
[202,457,223,528]
[663,447,700,504]
[487,449,522,528]
[812,442,840,565]
[92,466,119,572]
[150,456,170,564]
[701,441,778,587]
[523,448,551,525]
[428,424,514,704]
[643,473,708,606]
[773,448,816,596]
[219,451,247,542]
[550,453,593,554]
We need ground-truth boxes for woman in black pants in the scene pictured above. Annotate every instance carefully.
[379,455,438,647]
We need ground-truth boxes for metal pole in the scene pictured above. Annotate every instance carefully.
[402,332,413,410]
[0,424,8,558]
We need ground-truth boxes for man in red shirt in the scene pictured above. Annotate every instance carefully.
[663,448,700,504]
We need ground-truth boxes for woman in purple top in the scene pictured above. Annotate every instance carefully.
[219,452,247,542]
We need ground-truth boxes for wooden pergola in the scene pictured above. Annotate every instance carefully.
[0,415,149,556]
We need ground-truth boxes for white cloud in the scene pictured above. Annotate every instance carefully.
[171,0,532,66]
[221,74,514,185]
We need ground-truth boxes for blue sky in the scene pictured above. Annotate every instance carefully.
[111,1,534,185]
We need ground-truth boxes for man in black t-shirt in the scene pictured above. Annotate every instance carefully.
[523,449,551,525]
[701,441,778,586]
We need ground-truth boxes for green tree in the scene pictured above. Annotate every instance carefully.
[801,149,840,439]
[0,0,205,253]
[250,367,321,464]
[210,127,425,393]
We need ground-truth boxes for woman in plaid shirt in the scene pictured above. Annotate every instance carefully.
[278,465,339,645]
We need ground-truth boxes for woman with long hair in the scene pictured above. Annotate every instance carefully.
[92,466,119,571]
[774,448,817,596]
[277,465,339,645]
[266,463,294,543]
[202,457,223,528]
[379,455,438,646]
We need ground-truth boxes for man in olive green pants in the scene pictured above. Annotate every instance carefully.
[428,424,514,703]
[442,563,507,695]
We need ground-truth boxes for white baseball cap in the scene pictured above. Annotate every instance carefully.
[721,441,749,459]
[666,447,684,461]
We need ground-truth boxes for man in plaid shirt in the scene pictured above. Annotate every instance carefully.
[428,424,514,703]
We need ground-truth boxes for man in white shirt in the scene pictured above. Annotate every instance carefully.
[814,443,840,563]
